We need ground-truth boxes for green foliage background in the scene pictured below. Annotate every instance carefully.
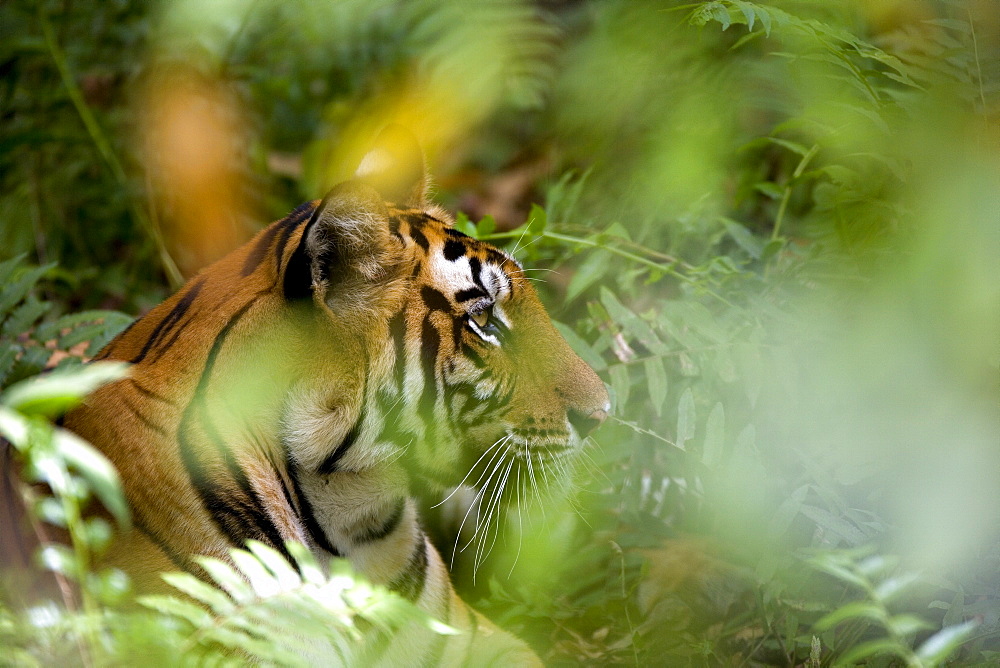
[2,0,998,665]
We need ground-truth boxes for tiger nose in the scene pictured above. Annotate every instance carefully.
[568,403,610,437]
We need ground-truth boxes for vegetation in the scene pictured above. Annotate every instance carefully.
[2,0,998,665]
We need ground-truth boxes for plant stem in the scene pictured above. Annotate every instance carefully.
[481,229,737,308]
[38,7,184,288]
[967,8,987,116]
[771,144,819,242]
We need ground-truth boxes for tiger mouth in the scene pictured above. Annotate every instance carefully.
[505,430,578,459]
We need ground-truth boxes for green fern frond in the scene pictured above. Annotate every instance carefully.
[0,255,133,388]
[139,541,452,666]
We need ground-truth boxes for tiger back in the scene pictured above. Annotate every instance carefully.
[64,128,609,665]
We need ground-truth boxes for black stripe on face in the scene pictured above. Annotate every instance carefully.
[467,257,486,291]
[402,212,427,226]
[387,309,406,389]
[419,315,441,442]
[410,227,430,252]
[443,239,466,261]
[389,537,428,601]
[451,316,463,353]
[130,277,206,364]
[461,342,487,368]
[421,286,451,313]
[419,316,440,416]
[443,227,469,239]
[485,249,508,267]
[316,417,362,475]
[388,214,402,235]
[352,497,406,544]
[455,287,487,302]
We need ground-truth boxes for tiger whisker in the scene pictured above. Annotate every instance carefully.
[458,447,508,554]
[524,451,545,520]
[452,465,494,570]
[464,450,510,580]
[479,455,515,567]
[509,225,536,256]
[470,448,510,563]
[508,464,524,578]
[508,266,558,276]
[514,234,544,257]
[432,434,509,509]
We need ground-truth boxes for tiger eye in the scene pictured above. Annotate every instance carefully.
[472,310,490,328]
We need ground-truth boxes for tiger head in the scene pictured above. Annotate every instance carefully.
[284,128,609,492]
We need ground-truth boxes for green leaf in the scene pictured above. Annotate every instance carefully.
[922,18,971,33]
[0,263,55,317]
[162,572,235,613]
[800,505,868,546]
[754,182,783,200]
[197,557,254,603]
[140,594,215,627]
[566,249,612,302]
[756,6,772,35]
[873,573,920,603]
[645,358,667,417]
[761,238,784,262]
[0,254,29,286]
[231,548,280,597]
[608,364,630,409]
[940,588,966,628]
[525,203,547,236]
[732,1,754,30]
[53,429,130,527]
[599,288,668,355]
[810,562,869,591]
[767,136,809,156]
[701,402,725,468]
[1,297,52,339]
[837,638,909,664]
[768,484,809,539]
[886,613,932,637]
[721,218,763,259]
[477,214,497,238]
[814,601,885,631]
[915,619,978,664]
[246,541,301,590]
[285,541,325,586]
[453,212,477,237]
[38,543,78,578]
[0,346,19,387]
[1,362,129,417]
[676,388,695,446]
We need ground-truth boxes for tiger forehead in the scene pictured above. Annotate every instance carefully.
[389,208,520,272]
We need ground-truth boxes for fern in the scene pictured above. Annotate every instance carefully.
[139,541,454,666]
[809,550,979,666]
[0,255,133,388]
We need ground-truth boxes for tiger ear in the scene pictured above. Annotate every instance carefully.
[283,181,403,307]
[354,125,429,206]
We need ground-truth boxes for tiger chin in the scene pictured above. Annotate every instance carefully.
[65,126,609,666]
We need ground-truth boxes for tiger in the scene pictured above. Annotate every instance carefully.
[63,127,610,665]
